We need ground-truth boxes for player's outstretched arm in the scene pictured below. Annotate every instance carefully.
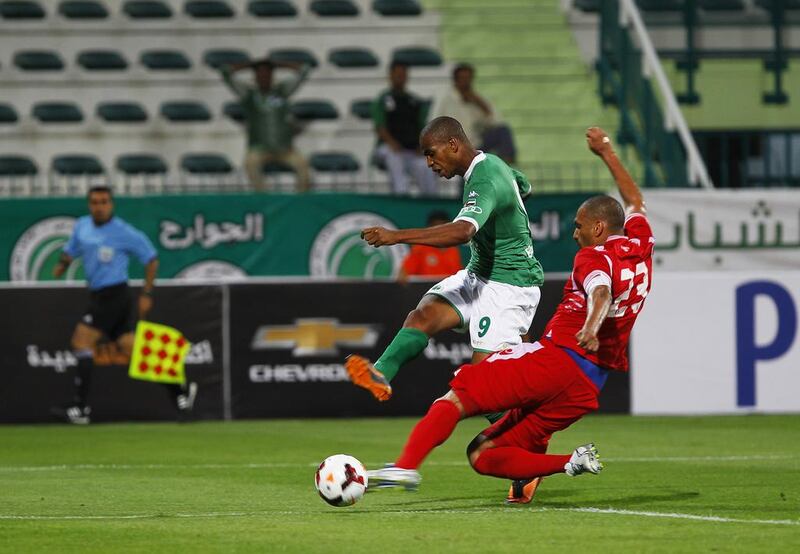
[52,252,72,278]
[362,220,475,248]
[586,127,645,216]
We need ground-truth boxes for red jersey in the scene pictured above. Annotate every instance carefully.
[544,213,654,372]
[402,245,463,278]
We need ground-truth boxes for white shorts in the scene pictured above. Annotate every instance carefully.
[426,269,541,353]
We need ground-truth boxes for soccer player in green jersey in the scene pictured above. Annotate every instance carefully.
[346,115,543,404]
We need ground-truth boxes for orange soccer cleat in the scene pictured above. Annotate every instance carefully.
[505,477,543,504]
[344,355,392,401]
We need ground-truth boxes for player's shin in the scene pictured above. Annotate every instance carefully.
[73,349,94,407]
[472,446,570,480]
[394,399,461,469]
[373,327,429,382]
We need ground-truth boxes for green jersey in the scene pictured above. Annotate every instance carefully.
[454,153,544,287]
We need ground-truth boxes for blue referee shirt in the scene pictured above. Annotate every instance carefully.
[63,216,158,291]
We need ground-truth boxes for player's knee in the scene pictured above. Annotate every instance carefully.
[466,434,488,470]
[403,307,434,334]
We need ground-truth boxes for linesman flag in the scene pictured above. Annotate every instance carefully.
[128,321,191,385]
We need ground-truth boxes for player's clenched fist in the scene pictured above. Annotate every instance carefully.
[361,226,398,247]
[575,328,600,353]
[586,127,612,157]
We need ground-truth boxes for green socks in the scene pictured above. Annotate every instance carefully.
[374,327,430,382]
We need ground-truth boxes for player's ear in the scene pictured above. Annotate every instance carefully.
[449,137,458,152]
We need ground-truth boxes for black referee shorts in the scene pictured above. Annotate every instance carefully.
[80,283,137,341]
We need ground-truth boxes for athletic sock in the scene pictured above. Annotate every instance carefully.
[395,400,461,470]
[484,411,506,424]
[373,327,429,382]
[73,350,94,407]
[473,447,570,480]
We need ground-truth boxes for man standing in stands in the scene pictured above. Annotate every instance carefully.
[52,186,196,424]
[373,61,438,195]
[220,59,311,192]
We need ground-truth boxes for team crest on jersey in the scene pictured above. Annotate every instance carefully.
[468,191,479,198]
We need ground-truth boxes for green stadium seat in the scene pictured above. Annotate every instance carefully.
[181,153,233,174]
[329,48,379,68]
[636,0,682,11]
[573,0,600,12]
[0,104,19,123]
[160,101,212,122]
[204,48,250,69]
[310,152,360,172]
[97,102,148,122]
[309,0,358,17]
[222,101,244,122]
[248,0,296,17]
[291,100,339,121]
[372,0,421,16]
[269,48,319,68]
[116,154,168,174]
[755,0,800,9]
[123,1,173,18]
[58,1,108,19]
[0,1,45,19]
[184,0,234,18]
[13,50,64,71]
[77,50,128,71]
[52,155,104,175]
[350,98,373,119]
[140,50,191,70]
[32,102,84,123]
[391,47,442,67]
[0,155,37,176]
[698,0,745,10]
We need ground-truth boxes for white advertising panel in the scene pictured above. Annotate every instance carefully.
[632,271,800,414]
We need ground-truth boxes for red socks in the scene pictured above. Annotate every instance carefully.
[395,400,461,469]
[473,447,570,480]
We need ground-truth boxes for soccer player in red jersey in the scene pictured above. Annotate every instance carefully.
[367,127,653,498]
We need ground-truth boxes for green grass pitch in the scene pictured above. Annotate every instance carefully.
[1,415,799,553]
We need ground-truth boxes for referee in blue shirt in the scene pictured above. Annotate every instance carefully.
[53,186,196,424]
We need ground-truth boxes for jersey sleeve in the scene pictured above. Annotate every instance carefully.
[624,213,655,256]
[572,248,613,295]
[510,167,532,198]
[124,225,158,265]
[454,178,496,231]
[62,222,82,259]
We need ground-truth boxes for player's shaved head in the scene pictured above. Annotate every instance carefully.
[420,116,470,146]
[581,195,625,232]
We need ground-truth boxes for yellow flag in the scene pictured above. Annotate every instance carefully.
[128,321,191,385]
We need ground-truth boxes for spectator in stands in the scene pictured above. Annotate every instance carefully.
[397,210,464,284]
[373,61,438,195]
[220,59,311,192]
[430,63,517,164]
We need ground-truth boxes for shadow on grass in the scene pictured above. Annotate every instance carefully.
[539,490,701,508]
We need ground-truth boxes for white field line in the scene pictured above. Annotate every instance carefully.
[0,507,797,526]
[0,454,791,473]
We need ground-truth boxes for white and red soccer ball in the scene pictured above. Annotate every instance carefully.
[315,454,368,507]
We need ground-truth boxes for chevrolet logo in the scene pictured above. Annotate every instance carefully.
[251,319,379,357]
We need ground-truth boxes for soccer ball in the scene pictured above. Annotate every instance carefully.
[315,454,368,507]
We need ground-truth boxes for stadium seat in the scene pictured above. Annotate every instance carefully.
[76,50,128,71]
[350,99,373,119]
[698,0,745,10]
[0,155,37,176]
[755,0,800,9]
[328,48,379,68]
[203,48,250,69]
[13,50,65,71]
[268,48,319,68]
[248,0,296,17]
[58,1,108,19]
[97,102,148,122]
[291,100,339,121]
[32,102,84,123]
[310,152,360,172]
[0,1,45,19]
[52,155,104,175]
[140,50,192,70]
[116,154,168,174]
[0,104,19,123]
[309,0,358,17]
[372,0,422,16]
[573,0,600,12]
[181,153,233,173]
[391,47,442,67]
[222,101,244,122]
[184,0,234,18]
[122,0,173,18]
[160,101,212,122]
[635,0,682,11]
